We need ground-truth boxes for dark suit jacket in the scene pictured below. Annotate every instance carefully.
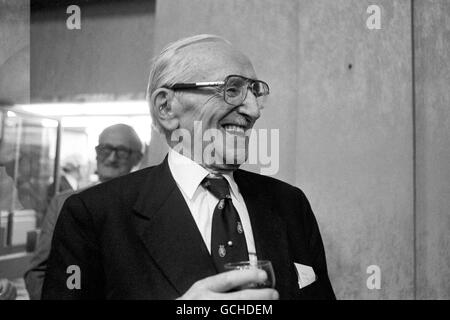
[25,186,93,300]
[42,157,335,300]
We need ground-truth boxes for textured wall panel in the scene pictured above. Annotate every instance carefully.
[294,0,414,299]
[0,0,29,104]
[414,0,450,300]
[30,1,155,101]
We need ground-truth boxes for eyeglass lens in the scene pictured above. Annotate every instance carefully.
[96,144,132,159]
[224,76,269,106]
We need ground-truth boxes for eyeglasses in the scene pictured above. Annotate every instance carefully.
[168,74,270,107]
[95,144,138,160]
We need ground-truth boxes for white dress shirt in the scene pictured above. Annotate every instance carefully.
[168,148,256,259]
[65,174,79,191]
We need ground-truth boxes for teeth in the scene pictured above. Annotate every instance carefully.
[223,125,245,133]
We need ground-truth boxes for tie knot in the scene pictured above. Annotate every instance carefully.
[202,175,230,200]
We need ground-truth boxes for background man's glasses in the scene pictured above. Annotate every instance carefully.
[168,74,270,107]
[95,144,137,160]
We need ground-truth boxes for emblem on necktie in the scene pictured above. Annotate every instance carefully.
[237,221,243,234]
[218,245,226,257]
[218,199,225,210]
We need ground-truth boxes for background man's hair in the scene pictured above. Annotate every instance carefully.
[146,34,231,134]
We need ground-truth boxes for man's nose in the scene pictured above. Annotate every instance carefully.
[237,89,261,120]
[105,149,118,162]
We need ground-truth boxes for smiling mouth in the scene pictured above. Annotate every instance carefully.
[222,124,247,135]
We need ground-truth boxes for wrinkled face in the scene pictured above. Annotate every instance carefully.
[169,42,262,172]
[96,129,140,182]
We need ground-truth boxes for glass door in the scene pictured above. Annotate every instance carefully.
[0,108,61,255]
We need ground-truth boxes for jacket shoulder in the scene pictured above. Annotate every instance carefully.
[78,166,155,199]
[63,165,159,220]
[236,169,308,200]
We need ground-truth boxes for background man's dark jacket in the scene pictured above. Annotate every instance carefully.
[42,157,335,300]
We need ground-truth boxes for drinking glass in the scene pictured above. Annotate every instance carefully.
[224,260,275,289]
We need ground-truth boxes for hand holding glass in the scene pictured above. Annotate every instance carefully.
[224,260,275,289]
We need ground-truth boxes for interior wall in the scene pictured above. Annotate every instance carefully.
[30,0,156,101]
[295,0,414,299]
[414,0,450,300]
[0,0,29,104]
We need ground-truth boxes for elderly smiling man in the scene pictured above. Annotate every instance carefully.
[42,35,335,300]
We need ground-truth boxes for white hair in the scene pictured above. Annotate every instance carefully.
[146,34,231,134]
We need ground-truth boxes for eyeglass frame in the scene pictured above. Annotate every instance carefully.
[95,144,141,160]
[165,74,270,107]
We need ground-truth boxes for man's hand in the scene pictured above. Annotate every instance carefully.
[0,279,17,300]
[177,269,279,300]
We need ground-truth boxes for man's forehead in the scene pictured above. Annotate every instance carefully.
[100,129,133,146]
[179,41,256,80]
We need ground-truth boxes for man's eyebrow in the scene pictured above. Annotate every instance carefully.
[100,144,129,149]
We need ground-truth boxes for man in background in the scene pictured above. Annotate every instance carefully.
[46,155,82,204]
[24,123,143,299]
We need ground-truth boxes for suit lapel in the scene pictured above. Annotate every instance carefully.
[132,159,297,298]
[234,170,297,299]
[132,157,216,296]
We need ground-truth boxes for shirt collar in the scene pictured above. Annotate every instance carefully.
[221,172,241,202]
[168,149,241,201]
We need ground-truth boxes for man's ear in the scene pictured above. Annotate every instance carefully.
[132,151,143,167]
[150,88,179,132]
